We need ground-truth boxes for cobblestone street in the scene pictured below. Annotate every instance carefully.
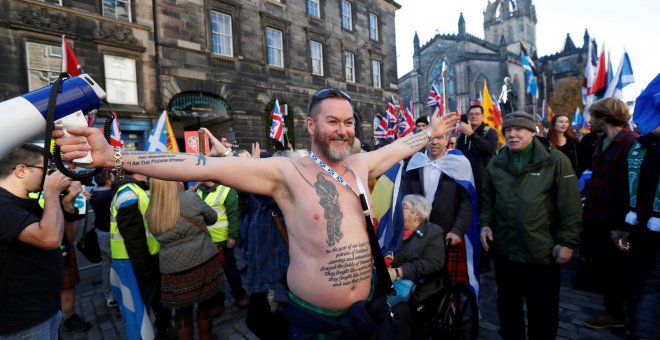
[63,246,641,340]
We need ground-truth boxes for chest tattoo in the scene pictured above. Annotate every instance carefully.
[314,173,344,247]
[319,241,372,287]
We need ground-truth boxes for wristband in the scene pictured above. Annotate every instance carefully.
[114,147,125,179]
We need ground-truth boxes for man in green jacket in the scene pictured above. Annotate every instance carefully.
[479,111,582,340]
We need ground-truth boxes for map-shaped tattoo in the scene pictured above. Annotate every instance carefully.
[314,173,344,247]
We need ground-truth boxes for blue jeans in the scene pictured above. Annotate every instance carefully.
[0,311,61,340]
[96,229,112,302]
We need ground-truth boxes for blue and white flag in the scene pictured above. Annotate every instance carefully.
[519,42,538,99]
[604,51,635,99]
[111,260,155,340]
[406,149,480,300]
[632,72,660,135]
[372,161,405,255]
[145,111,179,152]
[572,107,583,129]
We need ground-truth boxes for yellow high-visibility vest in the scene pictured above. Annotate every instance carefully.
[109,183,159,259]
[197,185,230,243]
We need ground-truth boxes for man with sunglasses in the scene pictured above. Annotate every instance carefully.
[0,144,82,339]
[54,88,458,338]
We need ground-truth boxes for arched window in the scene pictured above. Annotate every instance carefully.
[428,58,455,112]
[168,92,231,129]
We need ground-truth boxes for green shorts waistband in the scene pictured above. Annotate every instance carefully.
[286,279,375,318]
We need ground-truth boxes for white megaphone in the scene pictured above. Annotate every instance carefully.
[0,74,106,162]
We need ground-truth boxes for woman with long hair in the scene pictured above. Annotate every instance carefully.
[548,113,579,173]
[146,179,224,340]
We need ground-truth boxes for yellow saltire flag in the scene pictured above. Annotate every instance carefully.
[481,80,505,145]
[164,113,180,152]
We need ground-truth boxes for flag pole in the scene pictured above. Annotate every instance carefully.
[442,61,448,115]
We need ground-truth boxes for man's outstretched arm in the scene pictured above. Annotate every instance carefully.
[53,127,284,196]
[365,110,459,179]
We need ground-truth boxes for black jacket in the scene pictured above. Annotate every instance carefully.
[403,167,473,238]
[391,221,445,302]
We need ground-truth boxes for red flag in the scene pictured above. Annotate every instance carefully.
[589,49,607,99]
[62,35,83,76]
[110,112,124,147]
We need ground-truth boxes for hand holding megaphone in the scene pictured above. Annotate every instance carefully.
[53,127,115,169]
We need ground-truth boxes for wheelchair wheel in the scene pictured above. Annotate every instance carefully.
[434,283,479,340]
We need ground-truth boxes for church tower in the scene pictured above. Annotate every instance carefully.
[483,0,537,54]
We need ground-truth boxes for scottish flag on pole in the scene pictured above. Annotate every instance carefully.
[604,51,635,99]
[111,260,155,340]
[146,111,179,152]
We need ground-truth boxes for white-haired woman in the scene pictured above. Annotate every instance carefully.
[389,194,446,339]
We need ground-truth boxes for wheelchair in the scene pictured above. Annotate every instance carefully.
[402,243,480,339]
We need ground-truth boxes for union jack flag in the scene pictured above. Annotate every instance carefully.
[373,114,389,142]
[110,111,124,147]
[385,96,398,139]
[426,84,444,114]
[397,101,415,138]
[269,99,285,145]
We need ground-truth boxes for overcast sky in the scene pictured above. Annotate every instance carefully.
[394,0,660,101]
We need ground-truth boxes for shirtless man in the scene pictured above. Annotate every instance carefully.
[54,88,458,337]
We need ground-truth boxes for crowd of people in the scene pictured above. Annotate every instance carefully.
[0,85,657,340]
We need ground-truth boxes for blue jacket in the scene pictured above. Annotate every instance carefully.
[241,194,290,300]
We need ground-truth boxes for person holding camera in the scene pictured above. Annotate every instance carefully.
[0,144,82,339]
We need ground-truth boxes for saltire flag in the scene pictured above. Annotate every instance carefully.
[426,84,445,114]
[572,107,583,129]
[372,161,406,255]
[146,111,180,152]
[269,99,286,145]
[385,96,398,139]
[397,102,415,138]
[589,48,608,99]
[632,72,660,135]
[110,260,155,340]
[582,39,598,105]
[604,51,635,99]
[520,41,538,98]
[373,114,389,142]
[110,112,124,147]
[482,80,505,145]
[62,35,83,76]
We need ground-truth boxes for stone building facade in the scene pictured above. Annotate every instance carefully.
[399,0,589,119]
[0,0,400,150]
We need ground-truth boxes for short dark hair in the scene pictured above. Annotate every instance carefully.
[467,104,484,114]
[307,88,353,117]
[0,144,44,178]
[94,170,113,186]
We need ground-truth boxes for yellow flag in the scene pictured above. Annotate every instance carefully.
[481,80,505,145]
[164,112,180,152]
